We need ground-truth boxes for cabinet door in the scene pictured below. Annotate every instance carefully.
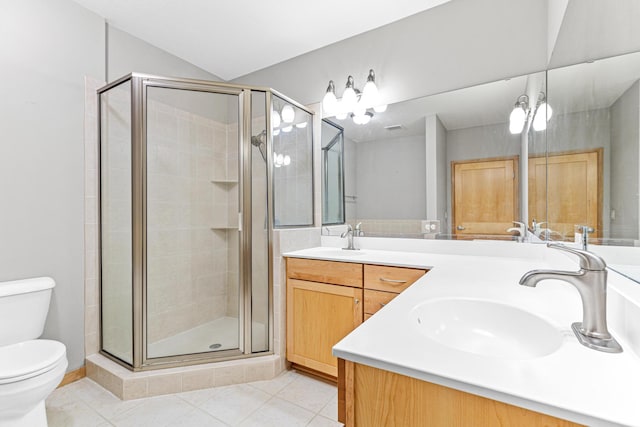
[287,279,363,377]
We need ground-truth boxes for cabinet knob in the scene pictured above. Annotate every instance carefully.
[355,298,360,305]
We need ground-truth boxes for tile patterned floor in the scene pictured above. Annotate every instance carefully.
[45,370,342,427]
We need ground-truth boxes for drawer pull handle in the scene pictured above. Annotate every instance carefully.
[380,302,387,307]
[379,277,407,284]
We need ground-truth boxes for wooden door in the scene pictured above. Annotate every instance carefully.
[452,157,518,237]
[529,150,601,240]
[286,279,363,377]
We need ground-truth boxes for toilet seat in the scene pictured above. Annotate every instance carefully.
[0,340,66,385]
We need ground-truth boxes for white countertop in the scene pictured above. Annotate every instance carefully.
[284,245,640,427]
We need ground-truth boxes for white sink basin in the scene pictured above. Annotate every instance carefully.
[410,298,563,359]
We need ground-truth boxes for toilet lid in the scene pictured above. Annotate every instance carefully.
[0,340,66,384]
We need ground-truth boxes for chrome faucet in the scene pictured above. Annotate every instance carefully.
[507,221,527,242]
[340,224,358,251]
[519,244,622,353]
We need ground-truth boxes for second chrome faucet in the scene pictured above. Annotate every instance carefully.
[519,244,622,353]
[341,223,362,250]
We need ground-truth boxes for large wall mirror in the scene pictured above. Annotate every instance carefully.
[322,71,547,240]
[321,49,640,254]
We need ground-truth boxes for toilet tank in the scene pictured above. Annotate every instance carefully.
[0,277,55,346]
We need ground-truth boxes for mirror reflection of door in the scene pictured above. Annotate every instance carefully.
[452,156,519,238]
[529,149,602,240]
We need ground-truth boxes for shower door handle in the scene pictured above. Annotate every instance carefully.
[238,212,242,232]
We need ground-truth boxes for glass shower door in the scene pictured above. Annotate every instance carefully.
[144,84,242,359]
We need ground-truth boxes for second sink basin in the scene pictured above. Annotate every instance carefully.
[410,298,563,360]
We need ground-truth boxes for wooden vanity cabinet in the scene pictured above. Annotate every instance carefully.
[363,265,426,318]
[286,258,428,379]
[338,360,583,427]
[286,258,363,379]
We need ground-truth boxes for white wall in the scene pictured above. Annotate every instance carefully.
[107,27,223,82]
[0,0,104,371]
[232,0,548,107]
[610,81,640,239]
[356,135,426,219]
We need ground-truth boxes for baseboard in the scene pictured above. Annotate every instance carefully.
[58,366,86,388]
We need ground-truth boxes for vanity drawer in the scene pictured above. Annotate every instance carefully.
[364,265,426,293]
[287,257,363,287]
[364,289,397,315]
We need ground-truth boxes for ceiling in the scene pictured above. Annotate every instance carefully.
[72,0,451,81]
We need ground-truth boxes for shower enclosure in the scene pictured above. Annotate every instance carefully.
[98,73,313,370]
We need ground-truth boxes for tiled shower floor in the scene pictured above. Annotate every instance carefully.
[45,370,342,427]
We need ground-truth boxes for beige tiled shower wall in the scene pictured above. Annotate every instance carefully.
[146,98,236,344]
[355,219,424,236]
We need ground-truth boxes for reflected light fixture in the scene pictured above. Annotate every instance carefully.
[281,105,295,123]
[322,69,386,124]
[508,92,552,134]
[509,95,528,134]
[533,93,553,131]
[272,110,281,128]
[282,125,293,133]
[295,122,308,129]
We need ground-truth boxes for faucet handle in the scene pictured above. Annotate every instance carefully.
[340,224,353,238]
[547,243,606,271]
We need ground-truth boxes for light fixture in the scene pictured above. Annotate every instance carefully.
[281,104,295,123]
[272,110,281,128]
[273,129,280,136]
[508,93,552,134]
[322,69,384,125]
[509,95,528,134]
[273,152,291,168]
[282,125,293,133]
[352,111,373,125]
[360,69,379,107]
[341,76,358,112]
[295,122,308,129]
[533,93,553,131]
[322,80,338,115]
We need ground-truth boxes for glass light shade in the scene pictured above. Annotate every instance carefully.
[509,106,526,134]
[341,87,357,112]
[361,80,379,108]
[322,91,338,115]
[281,105,295,123]
[282,125,293,133]
[353,103,367,118]
[353,113,372,125]
[373,104,387,113]
[283,155,291,166]
[272,110,281,128]
[295,122,308,129]
[533,103,552,131]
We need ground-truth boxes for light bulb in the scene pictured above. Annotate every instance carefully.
[361,70,379,108]
[322,81,338,115]
[272,110,281,128]
[533,103,552,131]
[276,154,284,165]
[509,106,526,134]
[273,129,280,136]
[281,105,295,123]
[284,155,291,166]
[295,122,308,129]
[359,113,372,125]
[373,104,387,113]
[282,125,293,133]
[341,76,357,112]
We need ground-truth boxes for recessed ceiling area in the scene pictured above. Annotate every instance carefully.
[71,0,452,80]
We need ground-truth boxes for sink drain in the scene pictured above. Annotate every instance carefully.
[209,343,222,349]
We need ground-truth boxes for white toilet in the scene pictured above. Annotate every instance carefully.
[0,277,68,427]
